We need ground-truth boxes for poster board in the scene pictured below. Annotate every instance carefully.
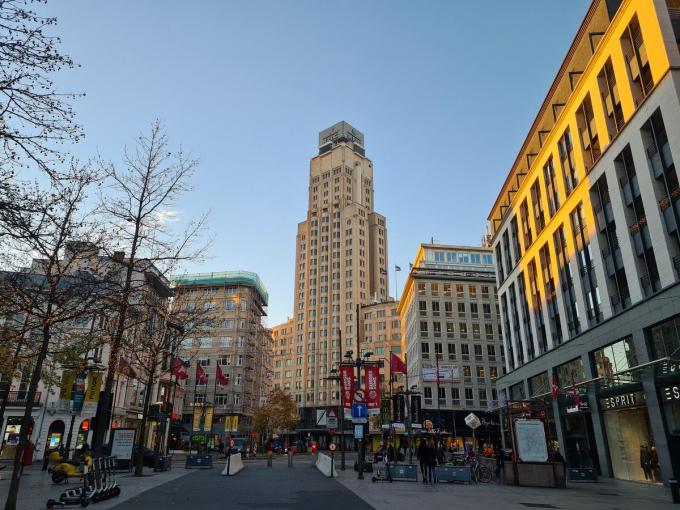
[110,428,135,461]
[515,419,548,462]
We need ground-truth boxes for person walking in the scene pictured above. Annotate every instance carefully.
[426,439,437,483]
[417,439,428,482]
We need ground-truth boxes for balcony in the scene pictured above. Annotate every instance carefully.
[1,391,42,407]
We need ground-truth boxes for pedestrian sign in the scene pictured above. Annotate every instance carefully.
[354,425,364,439]
[351,402,367,423]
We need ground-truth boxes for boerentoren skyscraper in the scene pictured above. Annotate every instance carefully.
[292,121,389,427]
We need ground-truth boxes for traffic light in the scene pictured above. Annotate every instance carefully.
[80,419,90,431]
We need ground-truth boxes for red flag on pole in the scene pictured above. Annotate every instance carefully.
[390,353,407,374]
[117,357,137,379]
[196,363,208,385]
[216,364,230,386]
[572,377,581,406]
[551,376,560,399]
[171,358,188,380]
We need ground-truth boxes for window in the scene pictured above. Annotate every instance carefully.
[558,128,578,195]
[420,321,429,337]
[576,93,601,171]
[519,199,533,248]
[615,144,660,297]
[555,357,585,387]
[543,157,560,217]
[200,337,212,348]
[219,336,232,347]
[598,58,624,137]
[620,14,653,107]
[592,336,638,381]
[465,388,474,401]
[421,342,430,355]
[530,179,546,233]
[650,315,680,359]
[223,319,235,329]
[424,387,433,399]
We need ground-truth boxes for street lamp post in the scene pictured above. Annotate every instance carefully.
[339,348,383,480]
[324,367,345,471]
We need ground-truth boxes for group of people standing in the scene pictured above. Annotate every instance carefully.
[416,438,443,483]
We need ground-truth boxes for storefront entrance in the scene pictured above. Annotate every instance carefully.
[601,392,660,483]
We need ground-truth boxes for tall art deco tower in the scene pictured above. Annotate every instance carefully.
[292,121,389,425]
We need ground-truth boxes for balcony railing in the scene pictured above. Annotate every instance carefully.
[1,391,42,407]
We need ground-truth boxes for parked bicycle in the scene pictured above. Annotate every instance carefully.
[467,455,492,483]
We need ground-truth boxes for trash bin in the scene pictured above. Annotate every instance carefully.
[670,479,680,504]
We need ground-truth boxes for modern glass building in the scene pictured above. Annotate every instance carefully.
[488,0,680,485]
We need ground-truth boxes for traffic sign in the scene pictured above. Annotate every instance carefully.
[351,402,367,423]
[329,443,337,451]
[354,389,365,403]
[354,425,364,439]
[326,409,338,429]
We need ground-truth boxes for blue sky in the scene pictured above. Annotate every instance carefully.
[48,0,590,326]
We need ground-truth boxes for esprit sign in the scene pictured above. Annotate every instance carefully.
[599,391,645,411]
[660,385,680,402]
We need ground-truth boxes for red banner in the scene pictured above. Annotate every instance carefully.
[339,365,354,409]
[365,366,381,415]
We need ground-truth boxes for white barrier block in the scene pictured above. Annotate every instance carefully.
[315,452,338,477]
[221,453,244,475]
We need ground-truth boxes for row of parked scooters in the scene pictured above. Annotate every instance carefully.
[46,457,120,508]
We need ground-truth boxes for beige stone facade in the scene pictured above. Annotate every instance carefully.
[285,121,390,429]
[398,244,506,438]
[174,272,271,438]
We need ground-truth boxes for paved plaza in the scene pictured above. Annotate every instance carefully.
[1,455,678,509]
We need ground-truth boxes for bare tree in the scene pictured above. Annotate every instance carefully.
[91,121,209,455]
[0,165,111,510]
[0,0,82,178]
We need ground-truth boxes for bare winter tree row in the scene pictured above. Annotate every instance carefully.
[0,2,210,509]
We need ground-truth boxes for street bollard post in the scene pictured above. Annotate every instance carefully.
[267,450,273,467]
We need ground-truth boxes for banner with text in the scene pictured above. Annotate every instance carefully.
[339,365,354,409]
[82,372,103,416]
[364,366,381,415]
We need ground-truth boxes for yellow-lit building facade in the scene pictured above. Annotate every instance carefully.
[489,0,680,484]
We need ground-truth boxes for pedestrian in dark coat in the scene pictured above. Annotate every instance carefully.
[417,440,428,480]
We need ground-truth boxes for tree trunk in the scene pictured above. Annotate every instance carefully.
[134,372,155,476]
[0,336,26,446]
[92,262,134,454]
[4,323,50,510]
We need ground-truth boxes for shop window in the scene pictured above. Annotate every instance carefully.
[529,371,549,397]
[649,315,680,359]
[556,357,585,388]
[592,336,638,384]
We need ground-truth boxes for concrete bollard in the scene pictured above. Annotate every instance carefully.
[288,451,293,468]
[267,451,273,467]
